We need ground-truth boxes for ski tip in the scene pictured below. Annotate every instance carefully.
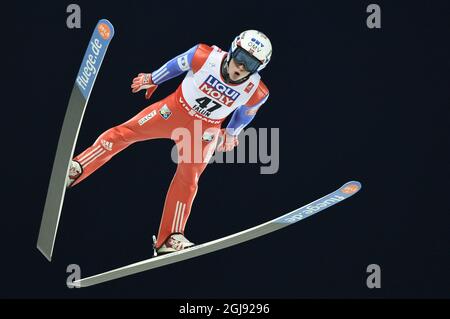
[96,19,115,39]
[339,181,362,195]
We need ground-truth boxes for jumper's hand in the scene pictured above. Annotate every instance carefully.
[131,73,158,99]
[217,129,239,152]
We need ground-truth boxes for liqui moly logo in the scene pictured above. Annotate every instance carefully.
[199,75,240,107]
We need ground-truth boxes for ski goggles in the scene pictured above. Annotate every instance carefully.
[231,46,262,73]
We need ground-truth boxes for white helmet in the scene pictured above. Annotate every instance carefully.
[228,30,272,73]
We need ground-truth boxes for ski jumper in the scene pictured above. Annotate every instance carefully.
[71,44,269,248]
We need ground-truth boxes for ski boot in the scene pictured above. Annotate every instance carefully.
[153,233,195,256]
[66,160,83,188]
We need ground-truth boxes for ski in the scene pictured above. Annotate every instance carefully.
[72,181,361,287]
[37,19,115,261]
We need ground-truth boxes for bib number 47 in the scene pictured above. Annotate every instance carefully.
[194,97,222,113]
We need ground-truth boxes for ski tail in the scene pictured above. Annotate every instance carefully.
[37,19,114,261]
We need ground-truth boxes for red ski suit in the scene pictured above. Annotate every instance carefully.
[71,44,269,248]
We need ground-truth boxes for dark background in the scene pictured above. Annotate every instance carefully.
[5,0,449,298]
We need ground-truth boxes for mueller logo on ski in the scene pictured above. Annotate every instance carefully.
[199,75,240,107]
[276,195,346,224]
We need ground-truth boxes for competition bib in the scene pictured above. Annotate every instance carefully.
[180,47,260,120]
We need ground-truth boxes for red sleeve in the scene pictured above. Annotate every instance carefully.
[246,81,269,107]
[191,44,214,73]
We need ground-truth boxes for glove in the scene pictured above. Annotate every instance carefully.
[131,73,158,99]
[217,129,239,152]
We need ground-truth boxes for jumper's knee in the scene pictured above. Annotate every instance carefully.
[100,125,137,147]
